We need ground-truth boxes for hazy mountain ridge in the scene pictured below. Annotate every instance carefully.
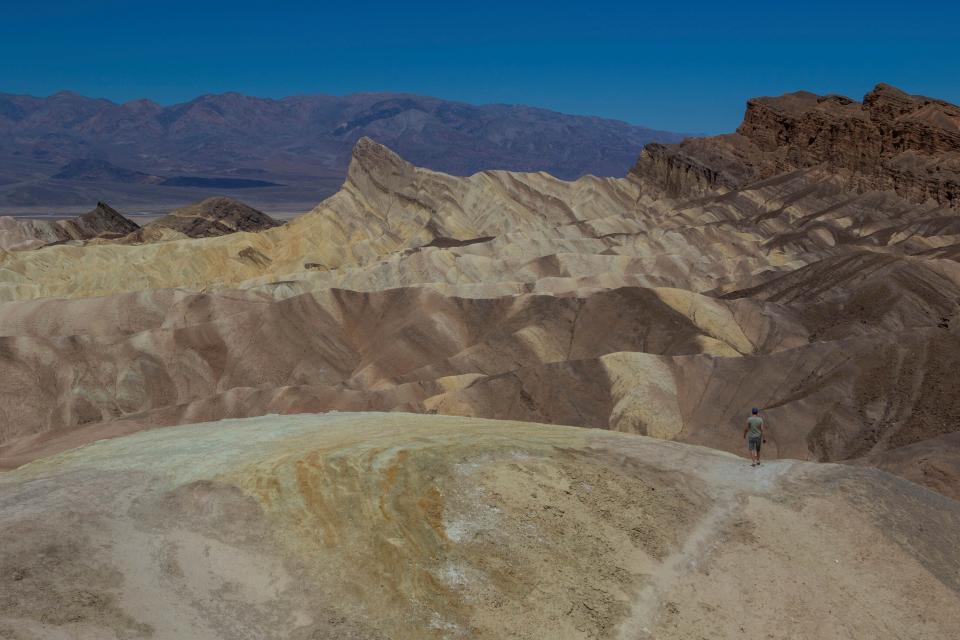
[0,90,685,208]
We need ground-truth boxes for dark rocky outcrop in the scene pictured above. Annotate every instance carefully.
[0,201,139,250]
[60,201,140,239]
[129,196,281,240]
[631,83,960,207]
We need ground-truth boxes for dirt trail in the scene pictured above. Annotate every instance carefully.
[618,460,797,639]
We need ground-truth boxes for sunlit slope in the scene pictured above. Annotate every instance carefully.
[2,413,958,639]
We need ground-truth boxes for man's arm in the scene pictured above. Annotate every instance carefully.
[743,422,749,438]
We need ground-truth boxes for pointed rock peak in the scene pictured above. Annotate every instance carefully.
[82,202,137,228]
[150,197,280,238]
[863,83,930,122]
[64,201,140,235]
[867,83,910,99]
[91,201,123,217]
[351,137,407,165]
[347,137,416,186]
[864,83,959,123]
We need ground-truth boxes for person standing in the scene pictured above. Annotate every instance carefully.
[743,407,766,467]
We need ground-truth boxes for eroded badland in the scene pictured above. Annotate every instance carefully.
[1,83,959,638]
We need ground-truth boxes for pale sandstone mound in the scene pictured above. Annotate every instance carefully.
[0,201,139,250]
[0,413,957,640]
[0,216,72,251]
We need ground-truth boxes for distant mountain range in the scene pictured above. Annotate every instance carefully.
[0,90,686,210]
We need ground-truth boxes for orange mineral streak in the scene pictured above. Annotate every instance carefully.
[294,454,338,548]
[418,484,448,542]
[378,448,409,522]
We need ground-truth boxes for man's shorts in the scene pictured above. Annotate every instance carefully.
[748,436,762,453]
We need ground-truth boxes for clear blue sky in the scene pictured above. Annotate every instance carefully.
[1,0,957,133]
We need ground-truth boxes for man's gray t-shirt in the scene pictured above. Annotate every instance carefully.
[747,416,764,439]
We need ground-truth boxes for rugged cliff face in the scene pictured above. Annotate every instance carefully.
[632,83,960,207]
[629,135,759,198]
